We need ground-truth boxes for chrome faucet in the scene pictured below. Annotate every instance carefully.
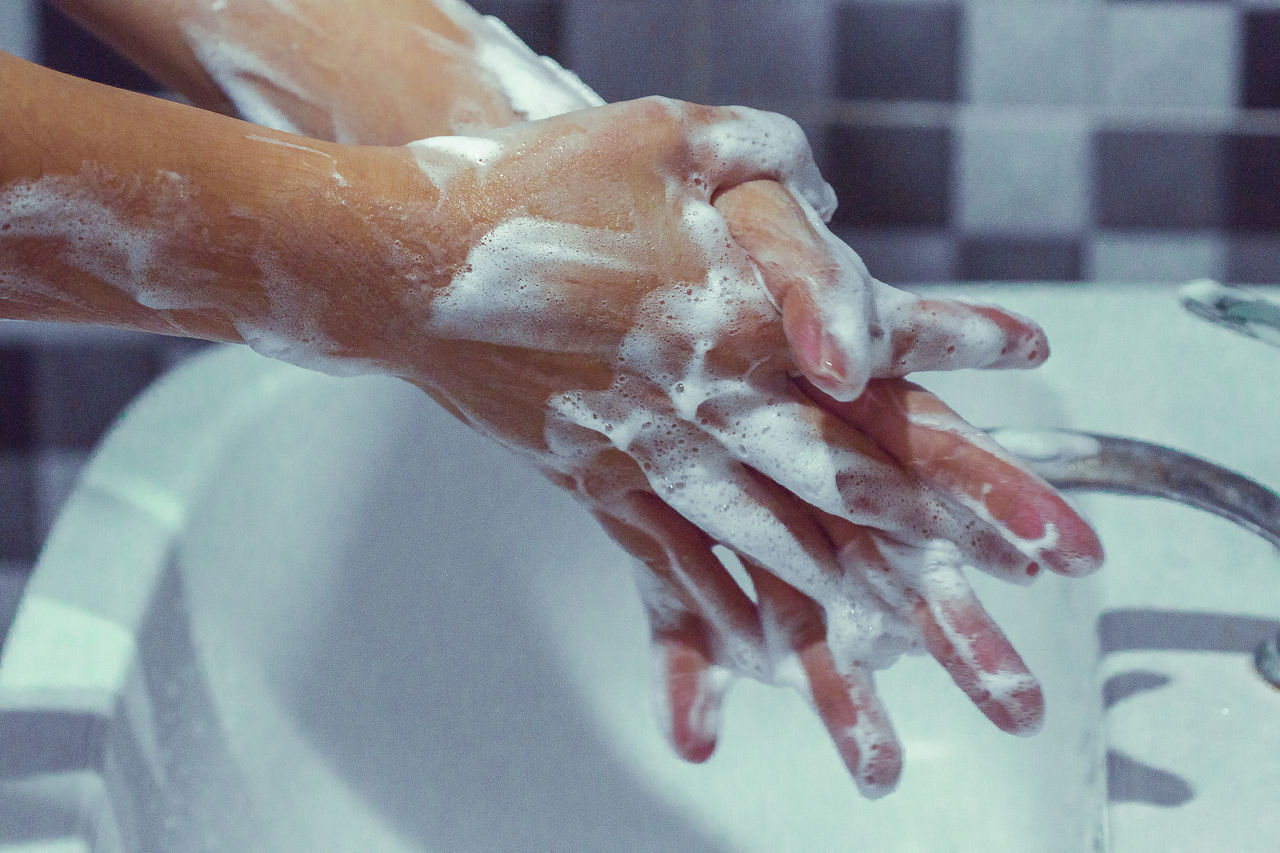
[986,279,1280,691]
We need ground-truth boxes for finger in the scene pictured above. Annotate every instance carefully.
[682,103,836,218]
[746,563,903,797]
[715,183,1048,396]
[716,180,873,401]
[626,424,848,609]
[651,623,733,763]
[828,519,1045,736]
[594,504,761,763]
[814,378,1104,578]
[695,389,1038,581]
[870,280,1050,375]
[594,499,766,671]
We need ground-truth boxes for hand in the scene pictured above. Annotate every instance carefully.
[3,8,1105,796]
[325,100,1103,795]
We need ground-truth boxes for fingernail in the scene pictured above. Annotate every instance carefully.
[818,332,847,384]
[857,740,903,799]
[819,332,870,402]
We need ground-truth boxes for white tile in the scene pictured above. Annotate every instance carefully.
[1089,232,1226,283]
[1104,3,1239,110]
[955,113,1090,236]
[964,2,1099,107]
[0,0,38,61]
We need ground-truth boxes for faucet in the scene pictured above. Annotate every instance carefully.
[985,279,1280,691]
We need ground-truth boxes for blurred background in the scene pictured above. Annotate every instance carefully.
[1,0,1276,636]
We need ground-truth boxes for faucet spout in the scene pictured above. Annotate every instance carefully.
[1181,279,1280,350]
[990,426,1280,691]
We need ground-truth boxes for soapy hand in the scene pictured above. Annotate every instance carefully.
[70,0,1105,794]
[349,99,1103,795]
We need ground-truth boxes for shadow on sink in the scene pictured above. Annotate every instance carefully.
[1099,609,1280,811]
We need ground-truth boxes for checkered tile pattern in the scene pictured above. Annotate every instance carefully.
[4,0,1280,639]
[558,0,1280,287]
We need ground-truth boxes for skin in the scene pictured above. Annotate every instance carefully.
[3,0,1106,796]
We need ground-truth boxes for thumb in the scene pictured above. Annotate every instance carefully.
[715,180,874,401]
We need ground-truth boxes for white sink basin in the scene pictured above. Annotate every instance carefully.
[1,283,1277,851]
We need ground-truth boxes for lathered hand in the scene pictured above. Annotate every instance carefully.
[18,0,1107,794]
[348,101,1104,795]
[159,0,1105,793]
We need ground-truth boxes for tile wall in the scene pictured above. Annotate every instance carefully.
[3,0,1279,634]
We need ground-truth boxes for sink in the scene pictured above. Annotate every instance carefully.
[1,283,1276,851]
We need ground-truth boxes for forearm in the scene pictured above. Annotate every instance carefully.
[0,51,448,352]
[47,0,591,144]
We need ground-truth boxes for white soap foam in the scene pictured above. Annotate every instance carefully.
[647,646,732,755]
[857,533,1048,728]
[989,428,1101,464]
[425,217,646,349]
[688,107,836,222]
[0,169,214,314]
[769,652,812,697]
[181,22,312,136]
[628,553,769,684]
[470,14,603,120]
[951,485,1061,563]
[232,320,382,378]
[1180,277,1228,306]
[871,283,1037,375]
[407,135,503,168]
[824,594,918,672]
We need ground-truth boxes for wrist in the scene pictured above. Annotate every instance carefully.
[237,139,479,376]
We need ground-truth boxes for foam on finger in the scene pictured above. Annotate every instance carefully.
[859,535,1045,735]
[870,281,1050,376]
[687,106,837,220]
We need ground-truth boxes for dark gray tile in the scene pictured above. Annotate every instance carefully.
[564,0,704,102]
[703,1,829,107]
[38,3,160,92]
[1243,11,1280,109]
[834,1,960,102]
[0,454,37,562]
[1095,131,1227,229]
[0,562,32,654]
[0,347,34,451]
[31,344,161,450]
[1228,133,1280,232]
[833,227,957,284]
[470,0,564,61]
[957,236,1084,281]
[1226,234,1280,284]
[823,124,953,227]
